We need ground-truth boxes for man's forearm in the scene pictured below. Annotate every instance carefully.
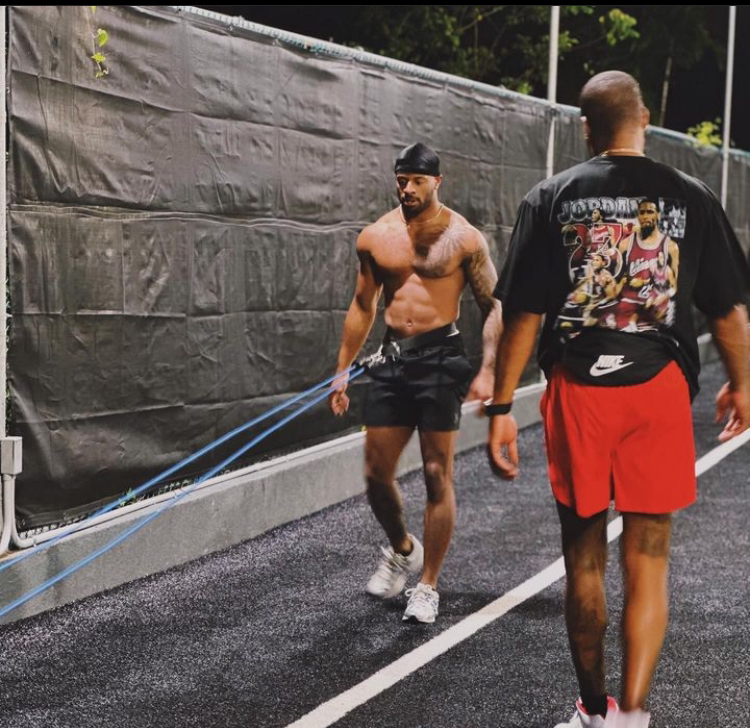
[710,304,750,390]
[478,301,503,371]
[492,311,543,403]
[336,302,378,372]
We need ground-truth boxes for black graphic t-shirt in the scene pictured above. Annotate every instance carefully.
[494,155,750,397]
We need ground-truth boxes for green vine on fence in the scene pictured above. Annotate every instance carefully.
[89,7,109,79]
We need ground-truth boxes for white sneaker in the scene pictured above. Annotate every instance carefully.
[365,535,423,599]
[554,697,619,728]
[603,709,649,728]
[402,582,439,623]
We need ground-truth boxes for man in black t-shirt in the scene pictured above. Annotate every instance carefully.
[487,72,750,728]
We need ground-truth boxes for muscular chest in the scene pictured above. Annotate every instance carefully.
[373,227,466,281]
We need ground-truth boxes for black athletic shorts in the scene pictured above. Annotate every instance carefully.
[363,334,473,432]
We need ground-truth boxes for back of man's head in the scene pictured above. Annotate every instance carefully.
[579,71,645,147]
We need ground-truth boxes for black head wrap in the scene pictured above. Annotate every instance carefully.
[394,142,440,176]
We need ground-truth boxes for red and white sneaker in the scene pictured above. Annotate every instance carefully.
[554,697,619,728]
[603,708,650,728]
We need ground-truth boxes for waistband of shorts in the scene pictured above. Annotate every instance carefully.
[382,322,459,356]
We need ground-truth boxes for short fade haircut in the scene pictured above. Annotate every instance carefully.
[579,71,645,146]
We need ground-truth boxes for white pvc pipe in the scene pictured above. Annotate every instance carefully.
[0,7,8,554]
[548,7,559,105]
[1,6,8,439]
[0,475,13,553]
[546,6,560,180]
[8,475,190,550]
[721,6,736,208]
[543,7,560,384]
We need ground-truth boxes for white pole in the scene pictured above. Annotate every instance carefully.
[721,6,736,208]
[0,6,7,439]
[546,6,560,179]
[540,6,559,387]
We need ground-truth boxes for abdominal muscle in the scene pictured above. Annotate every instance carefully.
[383,273,464,338]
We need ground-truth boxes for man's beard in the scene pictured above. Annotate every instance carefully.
[640,222,655,238]
[400,195,430,219]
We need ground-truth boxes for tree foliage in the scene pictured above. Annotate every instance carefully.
[344,5,720,133]
[687,119,723,148]
[352,5,640,94]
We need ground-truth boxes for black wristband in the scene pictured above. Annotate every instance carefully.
[485,402,512,416]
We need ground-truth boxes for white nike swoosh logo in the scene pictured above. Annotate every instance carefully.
[589,361,635,377]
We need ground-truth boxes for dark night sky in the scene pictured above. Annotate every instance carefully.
[198,5,750,152]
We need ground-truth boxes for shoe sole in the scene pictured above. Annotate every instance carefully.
[402,613,436,624]
[365,574,407,599]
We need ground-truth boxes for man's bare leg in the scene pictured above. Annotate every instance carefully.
[365,426,415,554]
[620,512,671,711]
[556,502,610,715]
[417,429,458,588]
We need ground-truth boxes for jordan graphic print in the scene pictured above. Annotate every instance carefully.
[556,196,683,333]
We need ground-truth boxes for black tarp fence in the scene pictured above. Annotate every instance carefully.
[7,5,750,527]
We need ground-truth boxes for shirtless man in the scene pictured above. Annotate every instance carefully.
[329,142,502,623]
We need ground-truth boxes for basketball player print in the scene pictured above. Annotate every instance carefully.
[555,196,683,333]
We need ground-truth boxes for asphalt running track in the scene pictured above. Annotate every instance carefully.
[0,359,747,728]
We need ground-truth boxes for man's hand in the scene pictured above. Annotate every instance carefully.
[466,367,494,411]
[709,305,750,442]
[487,413,519,479]
[715,381,750,442]
[328,372,351,416]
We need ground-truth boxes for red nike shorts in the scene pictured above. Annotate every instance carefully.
[541,361,696,517]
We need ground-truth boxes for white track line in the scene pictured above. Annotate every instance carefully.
[285,432,749,728]
[694,428,750,476]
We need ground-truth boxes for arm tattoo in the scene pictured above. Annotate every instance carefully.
[465,235,499,319]
[465,234,502,370]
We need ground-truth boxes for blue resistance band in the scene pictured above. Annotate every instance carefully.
[0,366,359,577]
[0,366,365,619]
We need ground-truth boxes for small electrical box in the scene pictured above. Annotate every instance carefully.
[1,437,23,475]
